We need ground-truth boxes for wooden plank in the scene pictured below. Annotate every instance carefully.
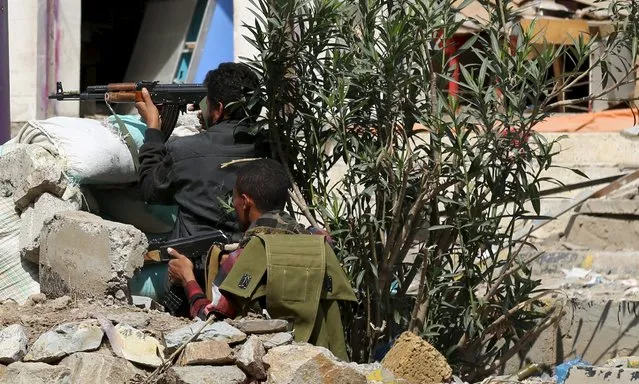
[520,18,591,45]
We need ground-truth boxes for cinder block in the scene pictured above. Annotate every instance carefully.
[19,193,81,263]
[565,215,639,251]
[39,211,147,301]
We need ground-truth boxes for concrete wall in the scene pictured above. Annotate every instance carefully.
[8,0,80,122]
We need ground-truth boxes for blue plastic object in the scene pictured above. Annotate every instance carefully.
[555,357,589,384]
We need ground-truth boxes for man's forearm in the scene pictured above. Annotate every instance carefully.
[184,280,212,320]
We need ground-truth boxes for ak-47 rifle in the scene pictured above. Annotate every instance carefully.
[49,81,207,140]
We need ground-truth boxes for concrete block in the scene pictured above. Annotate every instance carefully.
[0,145,67,210]
[504,299,639,374]
[565,215,639,251]
[39,211,147,300]
[19,193,81,264]
[566,366,639,383]
[580,199,639,216]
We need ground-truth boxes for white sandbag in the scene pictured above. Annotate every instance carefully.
[0,196,39,304]
[15,117,137,184]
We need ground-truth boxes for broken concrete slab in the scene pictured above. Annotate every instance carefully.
[60,352,144,384]
[0,145,67,211]
[231,319,289,334]
[382,331,452,384]
[350,362,405,384]
[0,324,28,364]
[24,321,103,363]
[236,335,266,380]
[580,199,639,216]
[19,192,81,263]
[0,362,71,384]
[504,299,639,374]
[260,332,294,350]
[39,211,147,300]
[163,366,247,384]
[109,324,164,368]
[565,215,639,251]
[565,365,639,383]
[179,340,235,366]
[164,321,246,351]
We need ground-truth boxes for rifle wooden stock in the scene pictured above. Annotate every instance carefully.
[105,91,142,103]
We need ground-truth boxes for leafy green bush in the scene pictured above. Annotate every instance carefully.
[242,0,638,379]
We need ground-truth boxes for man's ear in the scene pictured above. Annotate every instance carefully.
[242,194,255,210]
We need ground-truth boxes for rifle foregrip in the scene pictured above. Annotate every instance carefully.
[107,83,137,92]
[105,91,142,103]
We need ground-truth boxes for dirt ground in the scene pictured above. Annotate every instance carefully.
[0,295,191,344]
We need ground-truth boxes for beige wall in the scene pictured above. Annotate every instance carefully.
[8,0,80,122]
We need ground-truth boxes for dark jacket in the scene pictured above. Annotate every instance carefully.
[138,120,257,240]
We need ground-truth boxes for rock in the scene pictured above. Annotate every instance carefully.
[565,365,639,383]
[236,335,266,380]
[60,352,144,384]
[28,293,46,304]
[263,344,365,384]
[39,211,147,300]
[0,325,28,363]
[162,366,247,384]
[261,332,294,350]
[131,295,164,311]
[114,290,126,301]
[50,296,71,311]
[164,321,246,351]
[108,324,164,368]
[350,362,405,384]
[19,193,81,263]
[231,319,289,334]
[381,332,452,384]
[106,312,150,329]
[179,340,235,366]
[0,362,71,384]
[0,145,67,211]
[24,321,104,363]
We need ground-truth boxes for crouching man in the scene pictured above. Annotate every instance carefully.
[165,159,356,360]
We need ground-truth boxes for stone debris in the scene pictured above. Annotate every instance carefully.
[19,192,81,263]
[236,335,267,380]
[231,319,289,334]
[351,362,406,384]
[260,332,294,350]
[38,211,147,301]
[108,324,164,368]
[0,324,28,364]
[49,296,72,311]
[161,365,247,384]
[23,321,103,363]
[565,365,639,383]
[262,343,366,384]
[0,145,67,211]
[59,352,144,384]
[382,331,452,384]
[0,361,71,384]
[179,340,235,366]
[164,320,246,351]
[106,311,150,329]
[28,293,47,304]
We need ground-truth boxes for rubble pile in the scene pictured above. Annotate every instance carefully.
[0,295,416,384]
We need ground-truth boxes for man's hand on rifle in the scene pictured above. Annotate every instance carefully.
[167,247,196,286]
[135,88,161,130]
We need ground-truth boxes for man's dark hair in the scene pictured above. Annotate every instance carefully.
[203,63,261,121]
[236,159,290,212]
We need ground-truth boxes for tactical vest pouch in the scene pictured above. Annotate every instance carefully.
[259,234,326,343]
